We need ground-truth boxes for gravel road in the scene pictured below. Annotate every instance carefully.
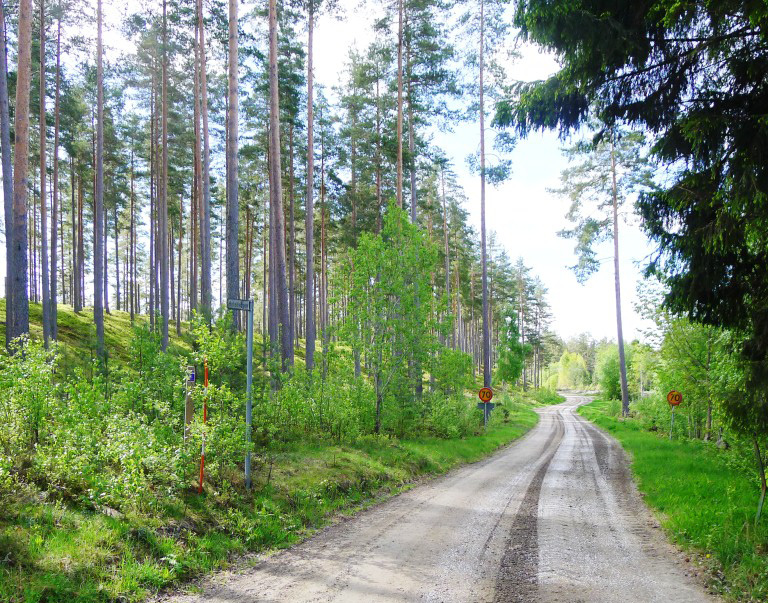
[168,395,716,602]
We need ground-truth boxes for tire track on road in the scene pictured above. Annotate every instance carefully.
[494,408,565,603]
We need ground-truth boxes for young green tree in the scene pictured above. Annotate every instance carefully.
[496,308,526,385]
[346,206,438,434]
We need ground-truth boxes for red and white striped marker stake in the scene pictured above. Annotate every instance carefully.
[198,358,209,494]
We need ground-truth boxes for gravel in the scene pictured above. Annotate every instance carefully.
[165,396,717,603]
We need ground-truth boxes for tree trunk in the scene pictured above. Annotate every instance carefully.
[395,0,404,208]
[50,8,60,338]
[441,166,450,343]
[129,148,135,322]
[94,0,105,356]
[71,161,78,311]
[706,336,713,440]
[149,73,155,330]
[177,192,183,334]
[407,40,417,222]
[0,0,13,346]
[226,0,240,332]
[754,436,767,523]
[10,0,32,340]
[39,0,51,347]
[197,0,212,324]
[269,0,292,370]
[104,203,109,315]
[610,132,630,416]
[479,0,491,388]
[289,123,296,345]
[114,205,120,311]
[191,21,201,315]
[375,74,382,233]
[305,3,316,371]
[159,0,169,350]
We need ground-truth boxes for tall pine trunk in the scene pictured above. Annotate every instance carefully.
[149,76,155,329]
[94,0,104,356]
[129,148,135,322]
[288,123,295,345]
[50,8,60,338]
[226,0,239,329]
[114,205,119,311]
[0,1,12,346]
[441,166,450,344]
[479,0,491,388]
[395,0,404,208]
[9,0,33,342]
[197,0,212,324]
[159,0,169,350]
[407,38,416,222]
[305,3,316,371]
[610,132,630,416]
[268,0,292,370]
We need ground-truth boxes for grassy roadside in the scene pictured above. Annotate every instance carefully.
[579,399,768,602]
[0,392,543,603]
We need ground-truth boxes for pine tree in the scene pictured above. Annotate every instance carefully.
[9,0,34,342]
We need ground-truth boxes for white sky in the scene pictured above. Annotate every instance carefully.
[0,0,657,344]
[313,2,656,343]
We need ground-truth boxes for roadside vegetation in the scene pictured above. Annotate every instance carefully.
[581,399,768,602]
[0,293,557,602]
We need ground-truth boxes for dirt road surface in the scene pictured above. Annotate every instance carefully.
[168,396,715,602]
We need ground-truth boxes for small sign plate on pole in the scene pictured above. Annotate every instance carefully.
[479,387,494,403]
[227,298,252,312]
[667,390,683,406]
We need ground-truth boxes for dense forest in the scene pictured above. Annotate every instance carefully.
[4,0,768,600]
[0,0,555,380]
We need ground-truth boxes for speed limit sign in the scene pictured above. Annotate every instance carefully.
[667,390,683,406]
[478,387,493,402]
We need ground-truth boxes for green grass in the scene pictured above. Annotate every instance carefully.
[0,397,540,603]
[580,399,768,602]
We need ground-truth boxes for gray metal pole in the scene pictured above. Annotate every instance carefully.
[669,406,675,439]
[245,301,254,489]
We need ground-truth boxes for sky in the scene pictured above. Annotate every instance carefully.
[0,0,658,344]
[312,3,657,342]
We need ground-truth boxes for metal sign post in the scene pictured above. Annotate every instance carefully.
[477,387,495,430]
[184,365,195,441]
[667,390,683,439]
[228,298,255,489]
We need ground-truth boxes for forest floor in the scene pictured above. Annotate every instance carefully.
[0,384,544,603]
[580,399,768,602]
[0,300,195,374]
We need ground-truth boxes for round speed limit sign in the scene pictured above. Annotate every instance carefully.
[478,387,493,403]
[667,390,683,406]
